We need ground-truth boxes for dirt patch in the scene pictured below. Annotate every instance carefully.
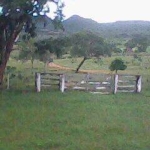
[48,62,110,74]
[49,63,73,70]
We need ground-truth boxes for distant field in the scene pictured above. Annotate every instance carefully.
[5,53,150,91]
[0,90,150,150]
[54,55,150,75]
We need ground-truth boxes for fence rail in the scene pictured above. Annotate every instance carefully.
[35,73,142,94]
[35,73,65,92]
[114,74,142,94]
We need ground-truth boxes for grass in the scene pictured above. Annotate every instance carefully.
[1,53,150,149]
[0,90,150,150]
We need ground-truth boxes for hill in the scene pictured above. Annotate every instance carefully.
[34,15,150,41]
[63,15,150,39]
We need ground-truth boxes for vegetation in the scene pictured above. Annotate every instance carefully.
[0,90,150,150]
[1,6,150,150]
[0,0,64,87]
[109,58,127,74]
[63,15,150,39]
[0,51,150,150]
[70,31,112,73]
[18,38,37,69]
[125,35,149,52]
[35,37,69,59]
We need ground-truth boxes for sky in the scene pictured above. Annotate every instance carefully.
[58,0,150,23]
[1,0,149,23]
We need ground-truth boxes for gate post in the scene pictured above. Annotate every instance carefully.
[60,74,65,93]
[35,73,41,92]
[136,75,142,93]
[114,74,118,94]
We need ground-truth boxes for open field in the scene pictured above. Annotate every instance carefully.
[5,53,150,91]
[0,90,150,150]
[1,53,150,150]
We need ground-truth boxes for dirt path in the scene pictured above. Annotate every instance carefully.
[48,62,110,74]
[49,62,73,70]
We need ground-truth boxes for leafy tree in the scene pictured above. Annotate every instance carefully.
[70,31,112,73]
[35,37,70,58]
[109,58,127,74]
[18,37,37,69]
[0,0,64,87]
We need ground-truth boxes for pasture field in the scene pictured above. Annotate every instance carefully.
[0,53,150,150]
[4,54,150,90]
[0,90,150,150]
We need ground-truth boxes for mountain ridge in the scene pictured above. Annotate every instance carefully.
[63,15,150,39]
[35,15,150,40]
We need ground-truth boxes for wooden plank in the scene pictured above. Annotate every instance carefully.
[41,77,60,80]
[102,82,110,85]
[41,83,59,86]
[41,84,51,87]
[90,92,110,94]
[117,90,135,93]
[40,73,62,76]
[88,81,101,85]
[41,79,60,82]
[117,85,135,88]
[73,86,86,90]
[96,87,107,90]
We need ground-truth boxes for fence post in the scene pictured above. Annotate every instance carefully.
[114,74,118,94]
[136,75,142,93]
[85,73,89,91]
[35,73,41,92]
[60,74,65,93]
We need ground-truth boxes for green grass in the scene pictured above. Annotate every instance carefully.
[54,55,150,75]
[0,90,150,150]
[1,52,149,149]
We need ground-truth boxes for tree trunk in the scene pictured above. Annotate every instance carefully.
[75,57,87,73]
[0,16,28,89]
[0,34,16,88]
[0,49,11,88]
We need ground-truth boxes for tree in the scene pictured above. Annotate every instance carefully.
[0,0,64,87]
[18,37,37,69]
[70,31,112,73]
[109,58,127,74]
[35,36,70,58]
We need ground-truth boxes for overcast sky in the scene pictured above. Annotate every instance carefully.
[61,0,150,23]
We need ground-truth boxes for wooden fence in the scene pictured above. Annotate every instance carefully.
[35,73,65,92]
[64,73,112,94]
[35,73,142,94]
[114,74,142,94]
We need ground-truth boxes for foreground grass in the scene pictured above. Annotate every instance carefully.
[0,90,150,150]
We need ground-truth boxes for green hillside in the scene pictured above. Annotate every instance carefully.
[34,15,150,43]
[63,15,150,39]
